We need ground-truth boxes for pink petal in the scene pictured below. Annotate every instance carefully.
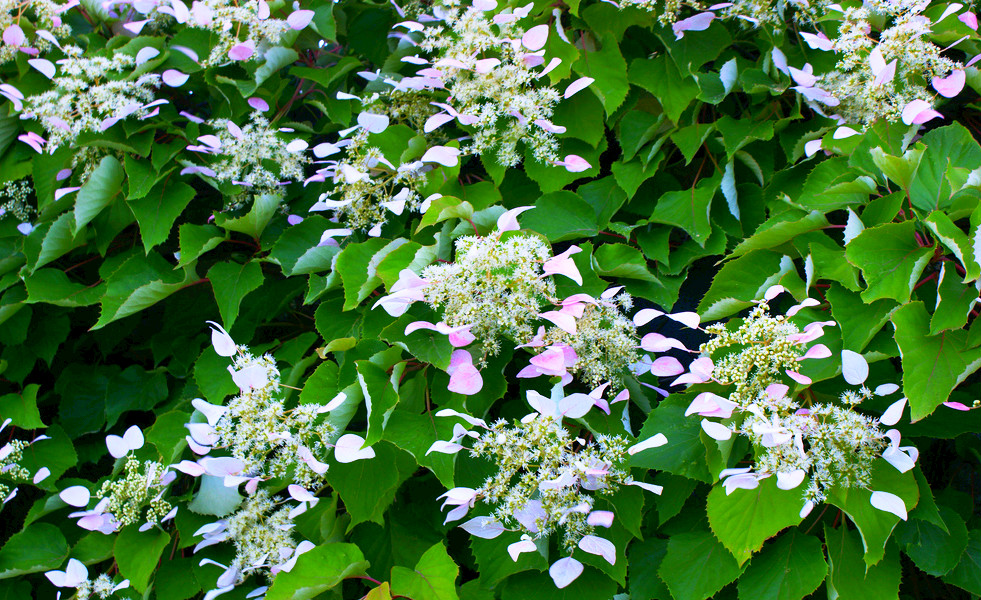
[420,145,460,167]
[932,70,966,98]
[229,42,255,61]
[799,343,831,361]
[804,139,823,157]
[54,187,81,201]
[3,25,24,46]
[333,434,375,463]
[287,9,314,29]
[587,510,614,527]
[672,12,714,39]
[557,154,591,173]
[162,69,189,87]
[960,12,978,29]
[564,77,594,99]
[944,401,973,411]
[841,350,868,385]
[785,370,812,385]
[424,112,455,133]
[558,392,593,418]
[549,557,584,589]
[497,206,534,231]
[650,356,684,376]
[540,310,577,334]
[521,24,549,51]
[448,353,482,395]
[473,0,497,10]
[641,333,687,352]
[199,456,245,477]
[248,97,269,111]
[901,99,941,125]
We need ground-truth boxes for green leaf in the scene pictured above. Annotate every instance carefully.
[896,506,968,576]
[522,192,600,242]
[573,32,629,115]
[268,215,339,276]
[28,212,85,272]
[796,159,874,211]
[736,529,826,600]
[698,250,791,320]
[707,477,804,565]
[16,424,76,490]
[809,242,861,292]
[470,533,547,587]
[93,251,198,329]
[335,238,392,310]
[416,196,474,232]
[357,360,400,446]
[824,524,901,600]
[128,180,196,251]
[930,263,977,334]
[631,394,711,483]
[923,210,981,282]
[24,268,104,308]
[650,176,719,247]
[628,537,669,600]
[826,460,919,566]
[825,284,897,352]
[869,146,923,193]
[74,156,124,233]
[213,194,280,239]
[592,244,659,281]
[629,56,699,123]
[383,410,456,488]
[207,260,263,330]
[0,523,69,579]
[658,531,742,600]
[715,116,774,160]
[501,565,618,600]
[193,347,238,404]
[326,441,415,528]
[944,529,981,595]
[154,558,202,600]
[844,221,934,304]
[0,384,43,428]
[391,542,460,600]
[730,211,829,259]
[265,543,368,600]
[114,526,170,593]
[177,224,226,268]
[892,301,981,421]
[909,123,981,212]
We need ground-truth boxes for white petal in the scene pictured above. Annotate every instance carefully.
[60,486,90,507]
[628,433,668,455]
[880,397,907,426]
[460,516,506,539]
[333,434,375,463]
[701,419,732,440]
[870,491,907,520]
[776,469,806,490]
[841,350,868,385]
[578,535,616,565]
[549,557,583,588]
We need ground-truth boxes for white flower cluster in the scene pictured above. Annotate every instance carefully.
[428,388,668,588]
[21,46,162,151]
[686,286,917,519]
[0,179,34,222]
[422,230,555,356]
[94,456,173,528]
[185,112,310,204]
[414,1,564,166]
[0,417,50,508]
[0,0,73,62]
[538,291,639,387]
[795,2,964,126]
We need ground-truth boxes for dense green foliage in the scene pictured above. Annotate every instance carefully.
[0,0,980,598]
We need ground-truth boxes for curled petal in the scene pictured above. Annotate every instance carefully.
[880,397,907,426]
[870,491,907,520]
[672,12,714,39]
[933,70,966,98]
[497,206,534,232]
[508,539,537,561]
[627,433,668,455]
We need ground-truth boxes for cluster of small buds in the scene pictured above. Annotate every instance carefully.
[0,0,74,62]
[45,559,130,599]
[684,285,917,521]
[537,290,639,387]
[0,417,50,507]
[421,229,555,356]
[94,456,173,528]
[0,179,35,223]
[217,490,298,585]
[19,45,162,151]
[184,112,309,204]
[427,387,667,588]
